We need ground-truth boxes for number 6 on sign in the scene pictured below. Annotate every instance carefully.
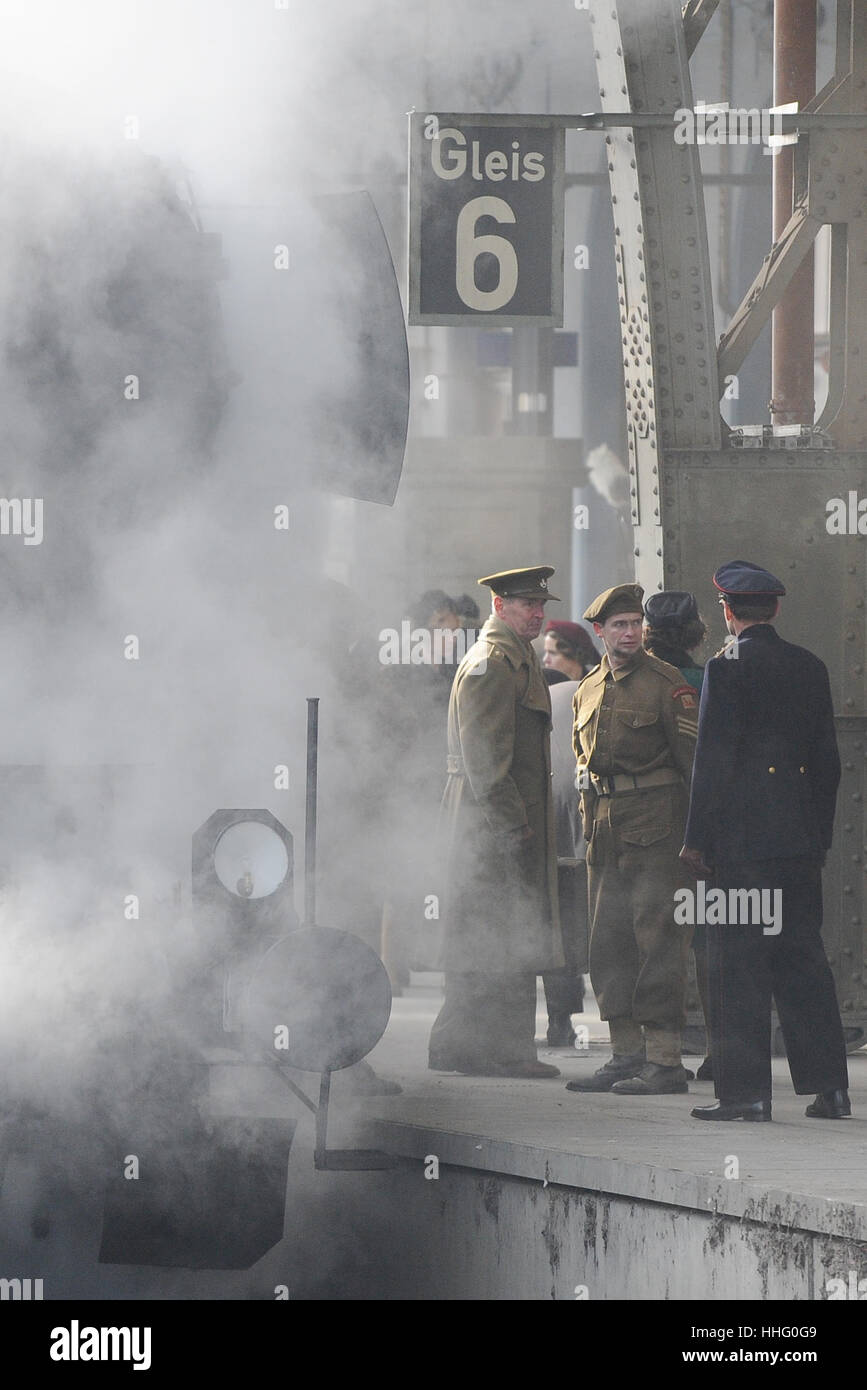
[455,197,518,311]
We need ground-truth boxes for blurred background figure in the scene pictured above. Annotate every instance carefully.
[542,621,600,1047]
[542,619,599,684]
[380,586,472,993]
[453,593,482,628]
[643,591,710,1079]
[418,589,461,633]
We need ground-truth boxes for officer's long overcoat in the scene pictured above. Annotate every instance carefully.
[437,615,563,975]
[684,623,841,866]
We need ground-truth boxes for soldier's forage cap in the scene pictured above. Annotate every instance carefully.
[643,591,699,627]
[713,561,786,600]
[583,582,644,624]
[478,566,560,601]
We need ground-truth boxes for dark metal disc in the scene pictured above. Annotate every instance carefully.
[240,927,392,1072]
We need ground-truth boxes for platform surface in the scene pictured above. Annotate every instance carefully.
[359,979,867,1236]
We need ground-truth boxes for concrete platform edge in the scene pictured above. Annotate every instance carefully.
[370,1119,867,1243]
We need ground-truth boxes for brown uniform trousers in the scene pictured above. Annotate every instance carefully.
[573,649,698,1066]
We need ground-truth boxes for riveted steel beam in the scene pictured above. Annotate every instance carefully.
[771,0,817,426]
[591,0,720,597]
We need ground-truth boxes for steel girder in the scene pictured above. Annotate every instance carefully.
[590,0,720,599]
[717,1,867,448]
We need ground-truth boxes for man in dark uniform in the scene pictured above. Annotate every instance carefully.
[566,583,698,1097]
[428,566,564,1078]
[681,561,850,1121]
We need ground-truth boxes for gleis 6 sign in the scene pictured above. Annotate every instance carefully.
[408,113,565,326]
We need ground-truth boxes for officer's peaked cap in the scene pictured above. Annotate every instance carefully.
[713,561,786,600]
[583,583,644,624]
[478,566,560,601]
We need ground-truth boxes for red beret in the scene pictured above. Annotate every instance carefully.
[544,620,599,661]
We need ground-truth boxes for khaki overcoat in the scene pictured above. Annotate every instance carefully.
[437,615,563,975]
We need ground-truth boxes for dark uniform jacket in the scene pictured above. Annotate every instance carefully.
[437,615,563,974]
[684,624,840,868]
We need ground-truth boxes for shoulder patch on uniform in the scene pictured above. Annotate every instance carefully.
[671,684,698,709]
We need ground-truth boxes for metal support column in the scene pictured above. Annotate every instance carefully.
[771,0,817,426]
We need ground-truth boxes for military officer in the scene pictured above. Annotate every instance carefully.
[681,561,850,1122]
[428,566,564,1078]
[566,583,698,1096]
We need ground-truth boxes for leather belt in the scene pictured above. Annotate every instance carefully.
[590,768,682,796]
